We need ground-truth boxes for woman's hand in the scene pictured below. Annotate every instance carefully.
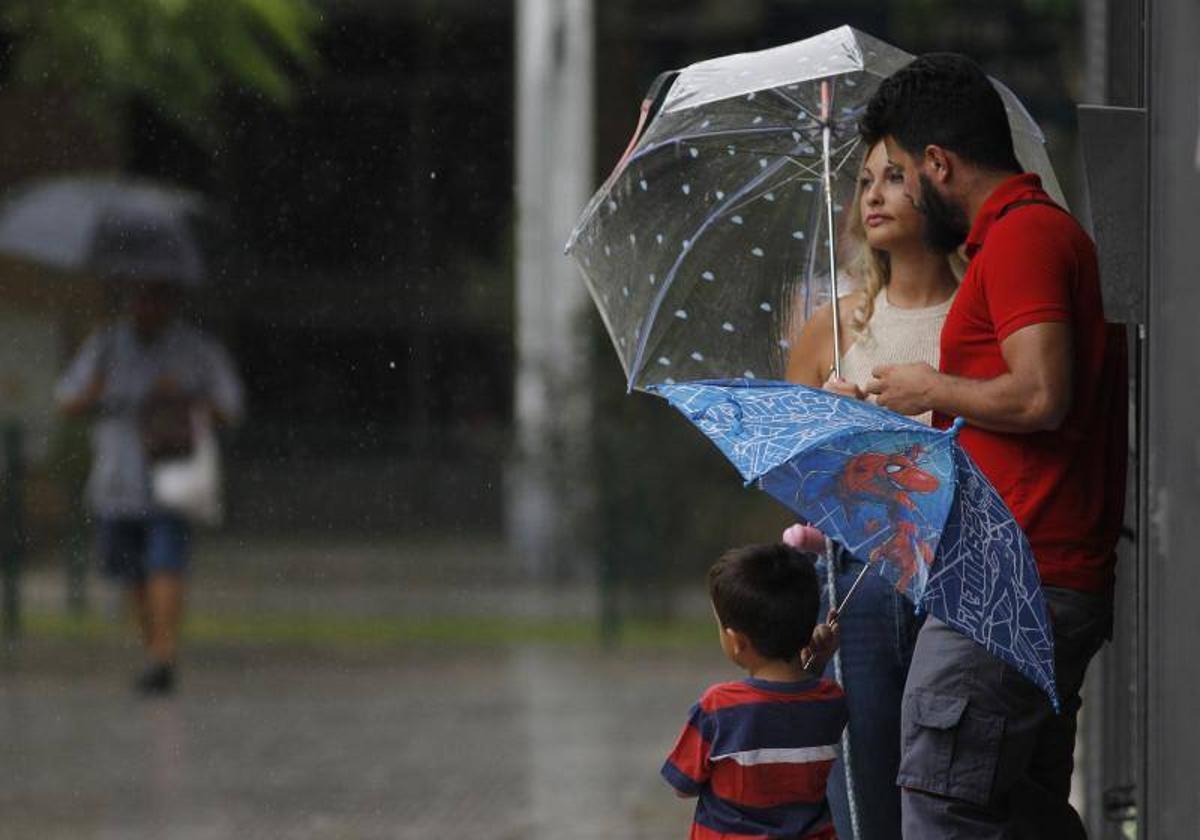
[822,374,866,400]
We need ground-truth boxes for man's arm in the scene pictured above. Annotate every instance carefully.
[867,321,1073,433]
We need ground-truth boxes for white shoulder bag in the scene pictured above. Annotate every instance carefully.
[151,409,223,526]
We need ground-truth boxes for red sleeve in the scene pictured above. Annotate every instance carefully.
[661,703,711,796]
[982,213,1076,343]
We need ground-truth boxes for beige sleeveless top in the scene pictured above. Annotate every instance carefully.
[840,289,955,426]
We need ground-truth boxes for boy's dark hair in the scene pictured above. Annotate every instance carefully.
[860,53,1022,174]
[708,544,820,661]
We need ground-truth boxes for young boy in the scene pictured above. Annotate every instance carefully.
[662,544,847,840]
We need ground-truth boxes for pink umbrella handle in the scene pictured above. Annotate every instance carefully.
[782,523,827,553]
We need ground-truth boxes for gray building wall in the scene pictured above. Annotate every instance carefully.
[1146,0,1200,834]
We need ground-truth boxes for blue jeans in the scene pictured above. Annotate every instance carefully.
[96,514,191,584]
[818,549,923,840]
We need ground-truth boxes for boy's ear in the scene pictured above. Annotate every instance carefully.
[723,626,747,656]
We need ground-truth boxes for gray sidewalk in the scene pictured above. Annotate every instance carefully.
[4,534,722,839]
[1,639,724,839]
[21,532,712,623]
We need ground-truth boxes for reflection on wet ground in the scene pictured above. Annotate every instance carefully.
[2,623,725,839]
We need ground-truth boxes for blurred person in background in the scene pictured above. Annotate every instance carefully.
[56,278,243,696]
[784,137,960,840]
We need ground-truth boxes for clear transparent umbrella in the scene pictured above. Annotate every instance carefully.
[566,26,1065,392]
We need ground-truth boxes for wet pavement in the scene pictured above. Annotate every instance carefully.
[2,641,725,839]
[3,536,726,840]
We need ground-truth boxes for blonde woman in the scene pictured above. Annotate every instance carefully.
[784,140,960,840]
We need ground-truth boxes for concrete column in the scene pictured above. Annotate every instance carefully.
[1082,0,1109,105]
[510,0,594,578]
[1145,0,1200,833]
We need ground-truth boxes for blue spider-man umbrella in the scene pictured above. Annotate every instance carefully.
[649,378,1059,710]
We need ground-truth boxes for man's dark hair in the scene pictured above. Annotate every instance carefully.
[708,544,820,661]
[860,53,1021,173]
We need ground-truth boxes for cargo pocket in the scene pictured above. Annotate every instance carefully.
[898,689,1004,807]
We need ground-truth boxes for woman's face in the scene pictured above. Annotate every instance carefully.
[859,141,924,252]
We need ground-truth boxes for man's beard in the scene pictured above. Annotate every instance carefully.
[916,174,970,254]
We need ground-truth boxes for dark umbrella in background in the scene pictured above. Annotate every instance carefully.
[0,176,208,285]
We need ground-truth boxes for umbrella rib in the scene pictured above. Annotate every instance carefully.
[675,146,827,171]
[783,156,829,180]
[831,137,863,176]
[626,155,796,389]
[715,162,821,219]
[802,183,824,319]
[628,126,802,167]
[768,86,810,114]
[630,130,853,179]
[700,142,844,219]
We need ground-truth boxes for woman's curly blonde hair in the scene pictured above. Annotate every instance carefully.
[843,151,964,336]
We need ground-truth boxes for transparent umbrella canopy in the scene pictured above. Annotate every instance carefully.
[566,26,1065,392]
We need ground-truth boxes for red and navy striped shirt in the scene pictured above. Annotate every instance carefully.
[662,676,847,840]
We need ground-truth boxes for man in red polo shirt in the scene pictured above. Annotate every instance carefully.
[859,54,1118,839]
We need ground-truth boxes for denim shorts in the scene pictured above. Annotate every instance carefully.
[96,515,192,583]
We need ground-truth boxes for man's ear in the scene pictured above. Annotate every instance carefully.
[923,145,953,185]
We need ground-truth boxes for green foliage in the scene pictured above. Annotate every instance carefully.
[1,0,321,140]
[28,609,716,650]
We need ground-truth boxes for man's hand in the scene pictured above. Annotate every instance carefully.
[822,375,865,401]
[865,362,938,416]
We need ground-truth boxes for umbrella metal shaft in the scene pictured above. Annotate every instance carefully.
[823,537,861,840]
[835,559,872,616]
[820,80,843,379]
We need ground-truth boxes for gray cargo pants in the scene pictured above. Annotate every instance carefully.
[898,587,1111,839]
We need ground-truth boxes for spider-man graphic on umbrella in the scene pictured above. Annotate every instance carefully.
[836,445,939,594]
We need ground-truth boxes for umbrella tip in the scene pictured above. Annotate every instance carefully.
[948,417,966,437]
